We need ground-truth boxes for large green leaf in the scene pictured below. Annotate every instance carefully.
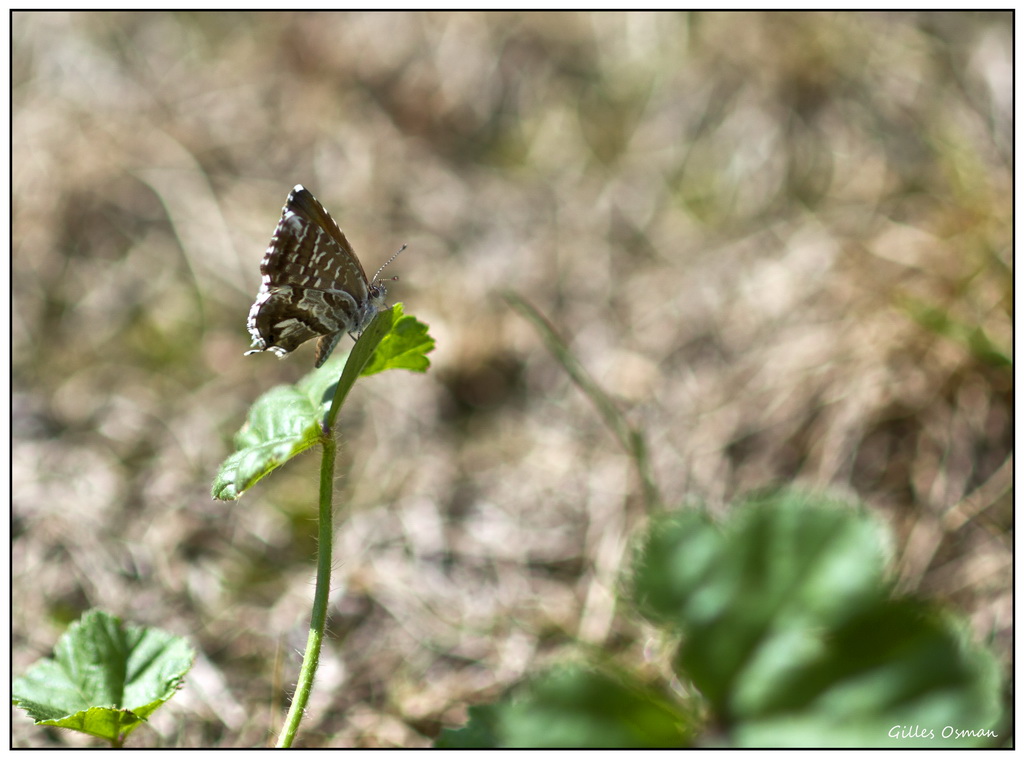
[729,601,1003,747]
[438,495,1003,749]
[629,490,1004,747]
[12,610,194,746]
[634,491,891,710]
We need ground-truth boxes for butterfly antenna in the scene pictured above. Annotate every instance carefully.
[372,244,407,284]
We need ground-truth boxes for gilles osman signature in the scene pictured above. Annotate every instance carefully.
[889,725,998,741]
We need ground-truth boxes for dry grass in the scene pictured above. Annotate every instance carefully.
[13,11,1011,748]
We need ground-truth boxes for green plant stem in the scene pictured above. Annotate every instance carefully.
[276,428,336,748]
[270,315,402,746]
[273,319,392,747]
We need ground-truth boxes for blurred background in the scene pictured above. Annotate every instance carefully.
[12,11,1012,748]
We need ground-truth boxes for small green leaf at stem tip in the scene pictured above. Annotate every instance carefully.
[360,303,435,377]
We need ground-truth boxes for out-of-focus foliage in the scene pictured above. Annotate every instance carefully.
[438,491,1004,748]
[13,12,1010,747]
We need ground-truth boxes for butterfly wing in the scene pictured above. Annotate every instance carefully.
[282,186,372,292]
[246,186,376,365]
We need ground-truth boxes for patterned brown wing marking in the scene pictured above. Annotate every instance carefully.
[248,285,319,355]
[314,332,344,368]
[285,188,367,276]
[245,185,391,365]
[284,190,372,297]
[249,286,363,353]
[261,216,363,298]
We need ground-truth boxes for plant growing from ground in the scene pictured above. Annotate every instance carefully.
[213,304,433,747]
[13,305,433,748]
[14,297,1004,748]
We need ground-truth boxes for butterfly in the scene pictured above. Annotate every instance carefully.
[245,185,403,367]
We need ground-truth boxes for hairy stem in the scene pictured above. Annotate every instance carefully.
[273,314,392,747]
[276,429,336,748]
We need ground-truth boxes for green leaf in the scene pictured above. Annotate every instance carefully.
[211,304,434,500]
[730,601,1004,747]
[631,491,891,709]
[628,508,724,627]
[360,303,435,376]
[440,492,1003,749]
[435,665,695,748]
[211,379,330,501]
[628,489,1004,747]
[12,610,194,745]
[323,304,432,423]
